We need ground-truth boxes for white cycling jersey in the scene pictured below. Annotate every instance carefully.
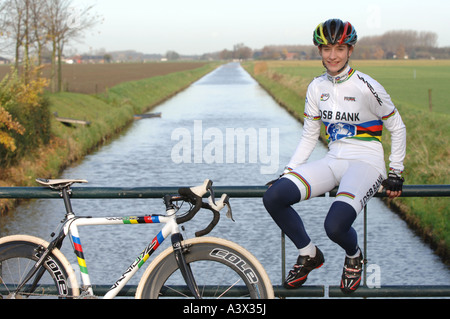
[287,65,406,177]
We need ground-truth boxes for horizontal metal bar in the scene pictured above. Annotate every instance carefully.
[0,184,449,199]
[2,285,449,298]
[93,285,325,298]
[125,285,325,298]
[328,285,450,298]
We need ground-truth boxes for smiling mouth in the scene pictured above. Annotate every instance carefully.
[327,61,340,66]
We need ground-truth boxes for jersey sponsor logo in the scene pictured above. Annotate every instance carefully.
[360,174,384,208]
[357,74,383,106]
[320,110,360,121]
[344,96,356,102]
[327,122,357,142]
[320,93,330,101]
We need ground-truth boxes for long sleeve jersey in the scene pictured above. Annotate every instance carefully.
[287,65,406,177]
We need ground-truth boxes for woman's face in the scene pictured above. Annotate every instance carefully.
[319,44,354,76]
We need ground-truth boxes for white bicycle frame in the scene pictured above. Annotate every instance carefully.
[28,178,219,299]
[63,205,180,299]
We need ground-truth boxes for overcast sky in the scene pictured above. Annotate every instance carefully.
[71,0,450,55]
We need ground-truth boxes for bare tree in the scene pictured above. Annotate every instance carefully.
[1,1,50,80]
[45,0,99,92]
[29,0,47,67]
[0,0,10,55]
[2,0,26,71]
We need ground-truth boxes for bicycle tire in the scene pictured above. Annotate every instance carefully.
[136,237,274,299]
[0,235,79,299]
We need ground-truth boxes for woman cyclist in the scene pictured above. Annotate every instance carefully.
[263,19,406,294]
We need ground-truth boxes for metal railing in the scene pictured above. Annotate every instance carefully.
[1,184,449,298]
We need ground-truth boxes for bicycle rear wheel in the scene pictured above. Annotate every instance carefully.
[0,235,79,299]
[136,237,274,299]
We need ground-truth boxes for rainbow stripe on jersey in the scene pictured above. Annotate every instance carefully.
[323,119,384,143]
[286,171,312,200]
[336,191,356,200]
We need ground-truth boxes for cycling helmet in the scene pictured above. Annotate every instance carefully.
[313,19,357,46]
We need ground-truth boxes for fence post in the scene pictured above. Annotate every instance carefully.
[363,205,368,286]
[281,231,286,285]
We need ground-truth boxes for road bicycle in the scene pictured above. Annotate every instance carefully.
[0,178,274,299]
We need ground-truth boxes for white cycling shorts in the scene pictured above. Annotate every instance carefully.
[282,156,384,214]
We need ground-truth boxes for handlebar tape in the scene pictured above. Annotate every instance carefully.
[176,187,203,224]
[195,207,220,237]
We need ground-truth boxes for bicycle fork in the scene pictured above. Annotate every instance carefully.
[162,194,201,299]
[11,243,54,298]
[171,233,201,299]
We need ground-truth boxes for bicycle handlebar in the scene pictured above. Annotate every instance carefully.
[174,179,233,237]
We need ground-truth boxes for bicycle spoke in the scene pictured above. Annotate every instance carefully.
[216,278,242,298]
[162,285,190,298]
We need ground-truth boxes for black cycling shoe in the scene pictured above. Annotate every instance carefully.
[340,252,364,294]
[284,247,324,289]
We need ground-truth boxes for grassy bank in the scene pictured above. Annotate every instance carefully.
[0,62,219,211]
[243,60,450,263]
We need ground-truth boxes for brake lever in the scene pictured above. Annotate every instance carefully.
[208,194,234,222]
[224,199,234,222]
[208,184,216,205]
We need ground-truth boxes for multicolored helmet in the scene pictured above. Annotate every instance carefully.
[313,19,357,46]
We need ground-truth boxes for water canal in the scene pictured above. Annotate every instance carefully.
[1,62,448,293]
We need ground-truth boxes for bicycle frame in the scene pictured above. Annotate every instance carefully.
[64,211,180,299]
[14,179,219,299]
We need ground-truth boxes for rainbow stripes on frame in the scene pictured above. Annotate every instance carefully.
[71,216,165,276]
[122,216,160,224]
[138,230,165,268]
[72,235,88,275]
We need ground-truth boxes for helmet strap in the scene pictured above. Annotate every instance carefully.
[337,59,350,73]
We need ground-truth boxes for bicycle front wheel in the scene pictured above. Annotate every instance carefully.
[0,235,79,299]
[136,237,274,299]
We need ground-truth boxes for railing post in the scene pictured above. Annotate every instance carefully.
[363,205,368,286]
[281,231,286,285]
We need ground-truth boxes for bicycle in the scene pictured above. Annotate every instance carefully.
[0,178,274,299]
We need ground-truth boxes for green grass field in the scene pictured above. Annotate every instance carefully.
[243,59,450,261]
[353,60,450,115]
[251,59,450,114]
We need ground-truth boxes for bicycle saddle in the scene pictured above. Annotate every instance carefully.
[36,178,88,189]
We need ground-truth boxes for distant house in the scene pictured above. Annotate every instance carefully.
[65,55,105,64]
[0,57,11,64]
[80,55,105,64]
[284,52,297,60]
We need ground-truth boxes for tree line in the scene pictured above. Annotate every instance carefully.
[244,30,449,61]
[353,30,447,59]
